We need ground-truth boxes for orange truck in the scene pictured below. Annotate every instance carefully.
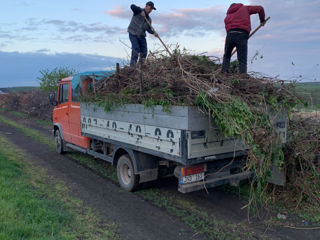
[51,71,287,193]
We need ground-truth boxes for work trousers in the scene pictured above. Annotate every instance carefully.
[222,30,249,74]
[129,33,148,67]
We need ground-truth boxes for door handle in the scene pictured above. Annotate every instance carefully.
[66,113,69,116]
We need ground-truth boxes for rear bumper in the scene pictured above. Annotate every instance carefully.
[178,171,253,194]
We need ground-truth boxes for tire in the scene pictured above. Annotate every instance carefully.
[54,130,65,154]
[117,154,140,192]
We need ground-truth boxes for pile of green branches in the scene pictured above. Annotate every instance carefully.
[89,50,319,214]
[281,116,320,211]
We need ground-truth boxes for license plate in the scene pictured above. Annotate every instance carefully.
[180,173,205,184]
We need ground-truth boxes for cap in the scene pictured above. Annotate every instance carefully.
[146,1,156,10]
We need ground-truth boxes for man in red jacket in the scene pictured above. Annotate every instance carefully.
[221,3,266,74]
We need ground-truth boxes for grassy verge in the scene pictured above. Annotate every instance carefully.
[8,111,52,126]
[0,114,54,149]
[0,114,258,239]
[0,135,119,240]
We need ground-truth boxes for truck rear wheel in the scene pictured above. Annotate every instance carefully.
[117,154,139,192]
[54,130,65,154]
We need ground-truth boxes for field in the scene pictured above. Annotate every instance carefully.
[295,82,320,110]
[0,87,40,93]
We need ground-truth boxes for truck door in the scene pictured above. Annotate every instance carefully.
[57,82,72,143]
[68,83,90,149]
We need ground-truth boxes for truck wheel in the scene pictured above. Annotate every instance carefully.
[54,130,65,154]
[117,154,139,192]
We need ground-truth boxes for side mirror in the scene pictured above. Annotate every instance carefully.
[49,92,57,106]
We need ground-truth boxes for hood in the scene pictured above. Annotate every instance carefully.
[227,3,243,14]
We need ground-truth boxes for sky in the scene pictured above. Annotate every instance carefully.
[0,0,319,87]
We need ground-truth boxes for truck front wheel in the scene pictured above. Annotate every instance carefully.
[117,154,139,192]
[54,130,65,154]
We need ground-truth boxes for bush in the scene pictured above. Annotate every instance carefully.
[38,67,76,92]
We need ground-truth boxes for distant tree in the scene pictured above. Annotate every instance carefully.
[38,67,77,92]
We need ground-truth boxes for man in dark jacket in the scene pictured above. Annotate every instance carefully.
[221,3,266,74]
[128,1,159,67]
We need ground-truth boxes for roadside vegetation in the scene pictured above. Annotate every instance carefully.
[0,135,119,240]
[9,110,52,126]
[38,67,77,92]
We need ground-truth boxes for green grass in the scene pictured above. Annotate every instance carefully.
[0,114,256,240]
[0,114,55,149]
[0,135,119,240]
[295,82,320,110]
[9,111,52,126]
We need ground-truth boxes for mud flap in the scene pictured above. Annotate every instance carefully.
[139,169,158,183]
[131,151,158,183]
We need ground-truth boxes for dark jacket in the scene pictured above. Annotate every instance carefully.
[128,4,154,37]
[224,3,265,34]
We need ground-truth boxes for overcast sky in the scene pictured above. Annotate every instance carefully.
[0,0,319,87]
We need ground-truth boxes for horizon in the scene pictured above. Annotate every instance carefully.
[1,0,319,87]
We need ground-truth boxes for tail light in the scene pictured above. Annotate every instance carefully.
[181,164,206,177]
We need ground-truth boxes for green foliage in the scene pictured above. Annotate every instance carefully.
[95,88,176,114]
[229,60,239,74]
[189,55,218,68]
[38,67,77,92]
[195,92,254,139]
[250,50,264,64]
[142,89,174,113]
[195,90,295,211]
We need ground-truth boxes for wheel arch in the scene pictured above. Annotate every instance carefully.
[113,146,159,183]
[53,123,64,140]
[113,147,138,174]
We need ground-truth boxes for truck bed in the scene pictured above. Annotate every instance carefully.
[80,103,247,165]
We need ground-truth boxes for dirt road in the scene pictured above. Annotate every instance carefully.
[0,111,319,240]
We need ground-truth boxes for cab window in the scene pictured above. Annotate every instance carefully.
[59,84,69,104]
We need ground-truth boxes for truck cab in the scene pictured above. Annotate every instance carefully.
[53,77,90,151]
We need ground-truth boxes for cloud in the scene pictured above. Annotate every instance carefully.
[1,18,126,45]
[0,31,34,41]
[36,49,50,53]
[105,6,226,37]
[245,0,320,79]
[105,6,131,18]
[25,18,123,35]
[0,42,9,48]
[250,0,320,43]
[16,1,33,7]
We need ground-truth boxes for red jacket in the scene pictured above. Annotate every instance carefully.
[224,3,265,34]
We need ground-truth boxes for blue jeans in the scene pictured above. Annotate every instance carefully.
[129,33,147,67]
